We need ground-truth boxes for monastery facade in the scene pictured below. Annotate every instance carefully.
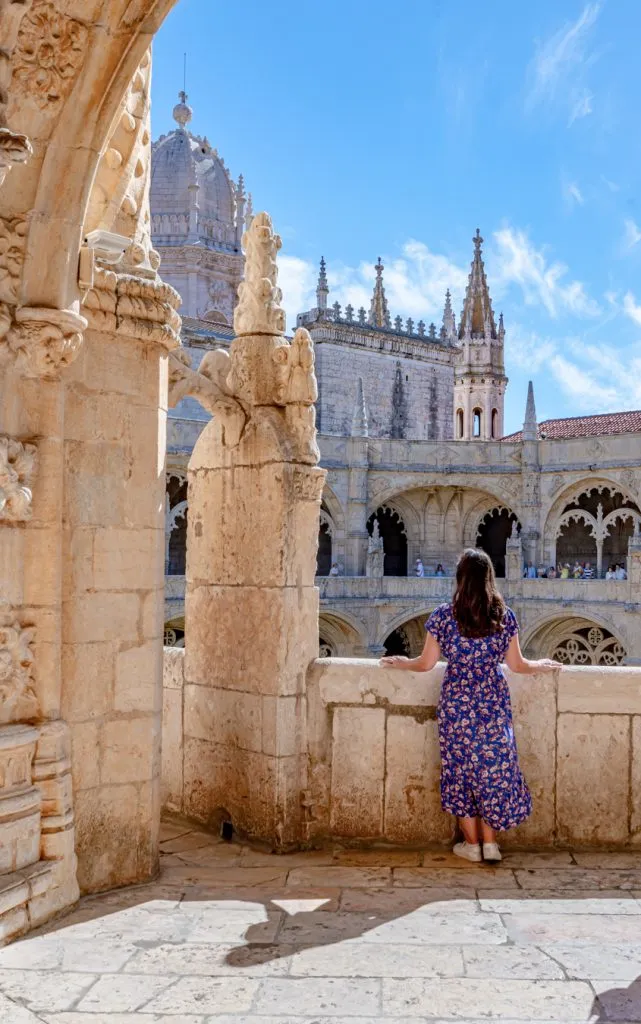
[156,97,641,667]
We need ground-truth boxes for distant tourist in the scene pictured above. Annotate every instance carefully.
[329,563,341,576]
[435,563,445,577]
[524,563,537,579]
[606,564,616,580]
[560,564,570,579]
[547,566,557,579]
[572,562,583,578]
[615,563,627,580]
[582,562,594,579]
[415,558,425,578]
[381,548,561,864]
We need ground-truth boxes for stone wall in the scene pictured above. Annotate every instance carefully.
[315,341,454,441]
[163,649,641,850]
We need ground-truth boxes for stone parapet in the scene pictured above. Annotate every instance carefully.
[304,660,641,849]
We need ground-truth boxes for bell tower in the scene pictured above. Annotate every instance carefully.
[453,230,507,440]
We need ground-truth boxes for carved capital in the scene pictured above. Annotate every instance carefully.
[7,306,86,378]
[0,434,37,520]
[0,606,38,725]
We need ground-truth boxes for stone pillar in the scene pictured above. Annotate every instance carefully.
[181,213,325,846]
[346,437,369,576]
[506,529,523,582]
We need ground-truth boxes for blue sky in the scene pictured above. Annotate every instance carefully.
[152,0,641,433]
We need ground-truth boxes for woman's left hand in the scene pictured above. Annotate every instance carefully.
[380,655,408,668]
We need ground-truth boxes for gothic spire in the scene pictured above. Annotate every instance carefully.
[316,256,329,312]
[459,228,497,340]
[523,380,538,442]
[442,288,456,342]
[368,257,391,328]
[351,377,369,437]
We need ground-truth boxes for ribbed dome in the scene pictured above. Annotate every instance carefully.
[150,95,241,252]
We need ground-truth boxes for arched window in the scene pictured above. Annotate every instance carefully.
[367,506,408,576]
[491,408,499,438]
[456,408,464,439]
[317,503,333,576]
[473,408,482,438]
[476,508,519,578]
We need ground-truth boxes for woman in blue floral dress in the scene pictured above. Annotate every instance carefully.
[382,549,560,863]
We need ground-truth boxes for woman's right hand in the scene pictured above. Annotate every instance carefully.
[533,658,563,672]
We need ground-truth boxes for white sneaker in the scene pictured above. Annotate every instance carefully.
[483,842,502,863]
[453,842,482,863]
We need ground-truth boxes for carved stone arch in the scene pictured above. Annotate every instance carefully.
[521,611,629,658]
[367,503,408,576]
[376,605,446,649]
[523,614,627,666]
[167,499,188,533]
[320,482,345,536]
[318,611,367,657]
[14,1,180,316]
[543,475,640,551]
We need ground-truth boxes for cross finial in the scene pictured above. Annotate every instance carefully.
[474,228,483,251]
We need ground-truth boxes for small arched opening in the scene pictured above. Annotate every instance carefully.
[367,506,408,576]
[491,408,499,438]
[384,614,428,658]
[317,503,333,576]
[473,408,482,438]
[476,507,519,578]
[456,408,464,439]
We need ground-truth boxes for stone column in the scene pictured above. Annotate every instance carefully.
[505,528,523,582]
[182,213,325,846]
[345,437,369,576]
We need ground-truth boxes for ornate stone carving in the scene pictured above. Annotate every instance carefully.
[366,520,385,578]
[83,265,181,349]
[0,435,37,520]
[274,327,320,463]
[12,2,88,112]
[168,347,246,448]
[2,306,86,378]
[0,607,38,725]
[234,212,285,336]
[0,216,27,304]
[0,1,34,184]
[0,128,32,186]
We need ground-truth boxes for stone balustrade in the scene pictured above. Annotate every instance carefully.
[163,648,641,850]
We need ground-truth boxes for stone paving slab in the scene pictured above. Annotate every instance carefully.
[382,977,595,1019]
[8,820,641,1021]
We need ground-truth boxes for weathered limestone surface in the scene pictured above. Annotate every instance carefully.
[180,214,325,845]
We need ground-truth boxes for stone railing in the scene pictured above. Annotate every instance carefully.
[163,648,641,849]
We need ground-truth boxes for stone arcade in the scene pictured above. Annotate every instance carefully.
[158,99,641,667]
[2,0,641,966]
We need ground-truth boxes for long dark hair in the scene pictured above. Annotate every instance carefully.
[452,549,507,638]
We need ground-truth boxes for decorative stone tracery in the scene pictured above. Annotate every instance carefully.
[0,606,38,725]
[0,435,37,520]
[553,626,625,666]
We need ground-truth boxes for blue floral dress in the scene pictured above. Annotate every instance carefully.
[426,603,531,831]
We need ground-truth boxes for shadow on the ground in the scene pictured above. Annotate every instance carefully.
[591,977,641,1022]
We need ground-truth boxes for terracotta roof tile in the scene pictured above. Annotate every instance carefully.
[503,410,641,442]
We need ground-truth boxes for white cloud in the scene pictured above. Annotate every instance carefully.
[278,242,469,330]
[527,3,601,120]
[278,254,318,332]
[623,291,641,326]
[623,219,641,250]
[568,89,593,126]
[493,227,600,318]
[601,175,620,193]
[508,328,641,414]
